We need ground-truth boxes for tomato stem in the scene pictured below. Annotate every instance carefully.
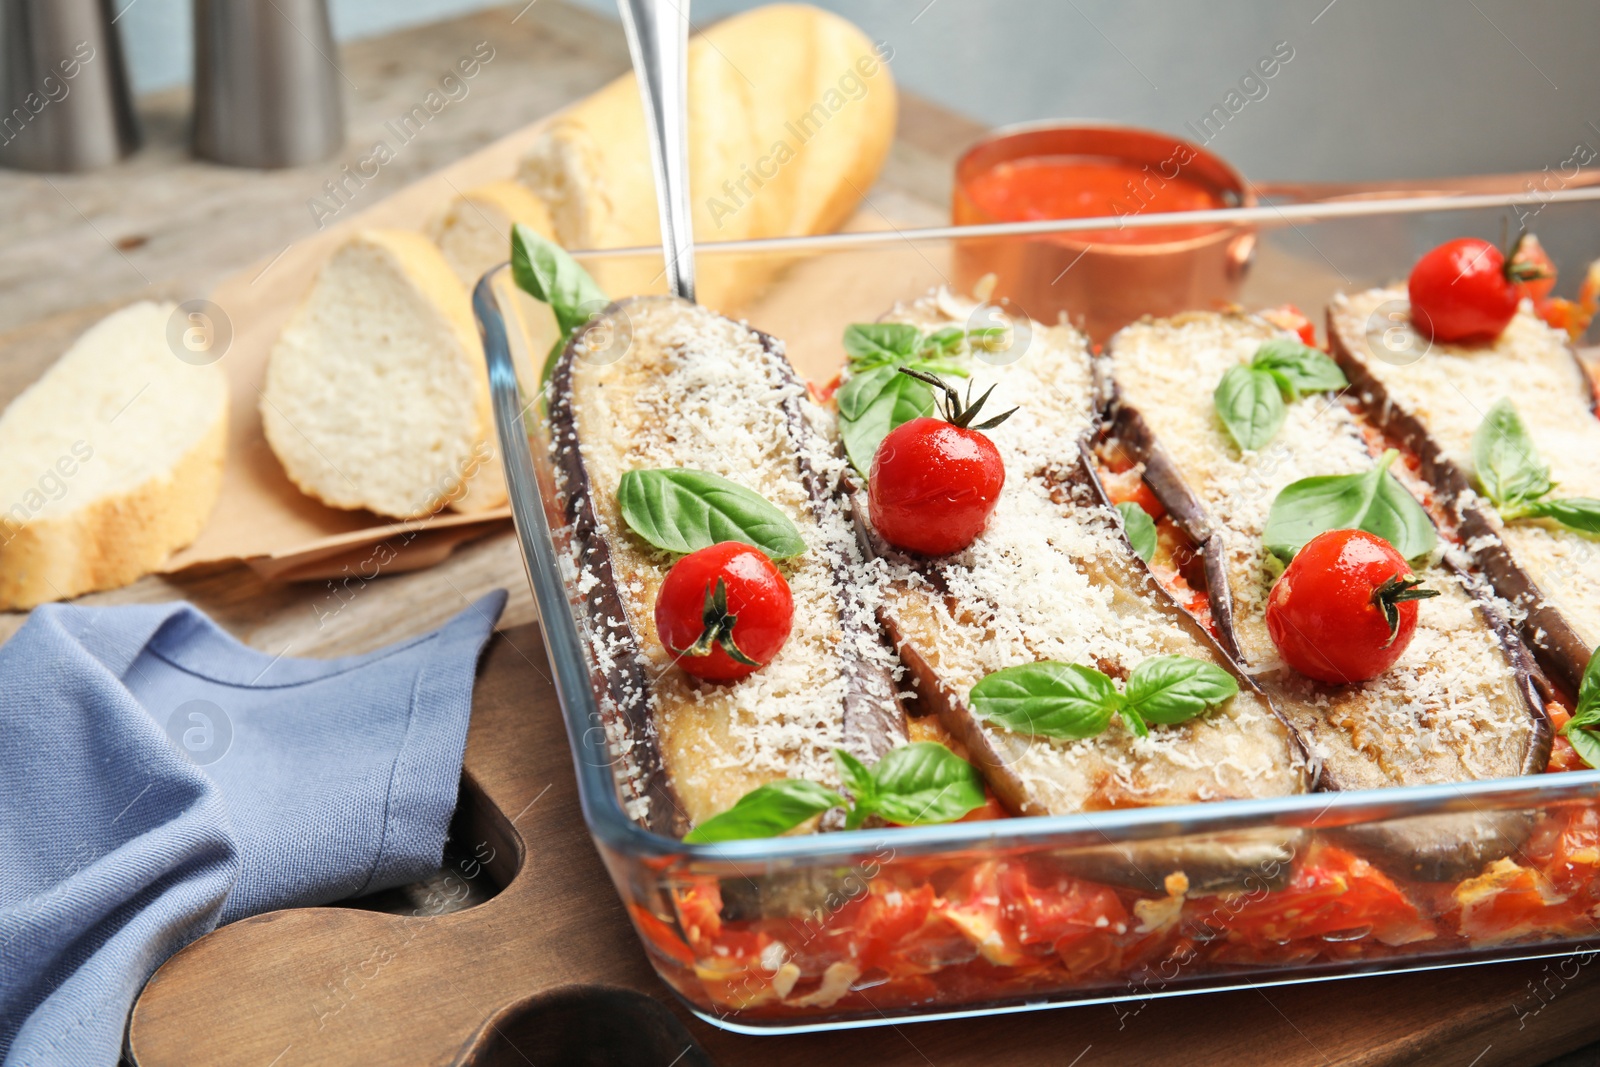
[896,366,1018,431]
[1370,572,1441,647]
[674,579,759,665]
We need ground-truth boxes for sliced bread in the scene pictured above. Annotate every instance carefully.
[425,179,555,290]
[261,228,507,520]
[0,301,227,609]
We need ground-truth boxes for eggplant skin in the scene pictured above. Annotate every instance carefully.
[550,298,685,837]
[550,296,907,839]
[1324,298,1595,697]
[1104,311,1552,881]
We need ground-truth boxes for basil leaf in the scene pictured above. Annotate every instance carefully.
[1214,365,1286,451]
[837,367,936,475]
[1472,399,1553,508]
[683,779,846,843]
[843,323,921,367]
[1122,656,1239,726]
[832,748,876,805]
[1117,501,1158,562]
[1561,722,1600,771]
[1520,497,1600,535]
[1566,646,1600,729]
[923,326,967,354]
[617,469,806,558]
[1263,449,1437,561]
[1251,338,1348,397]
[856,743,987,826]
[968,662,1121,740]
[511,223,607,338]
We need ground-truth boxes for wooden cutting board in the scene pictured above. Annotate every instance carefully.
[128,623,1600,1067]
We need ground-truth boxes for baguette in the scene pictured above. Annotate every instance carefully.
[1328,287,1600,695]
[0,301,227,609]
[261,229,506,520]
[425,179,555,290]
[519,3,896,309]
[843,293,1309,889]
[1106,311,1550,879]
[550,296,905,836]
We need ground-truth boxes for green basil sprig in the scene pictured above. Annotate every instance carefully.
[1557,647,1600,769]
[1213,338,1348,451]
[510,223,609,390]
[681,779,846,844]
[1116,501,1158,562]
[837,365,939,475]
[617,469,806,558]
[1262,448,1437,561]
[836,322,994,475]
[968,655,1239,741]
[834,743,988,829]
[682,742,986,843]
[1472,399,1600,535]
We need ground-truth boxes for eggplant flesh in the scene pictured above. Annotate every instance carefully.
[1328,286,1600,697]
[1106,311,1551,881]
[846,294,1310,893]
[550,296,906,837]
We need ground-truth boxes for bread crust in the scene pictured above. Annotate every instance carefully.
[518,4,896,309]
[0,383,226,611]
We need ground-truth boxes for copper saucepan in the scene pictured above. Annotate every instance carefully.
[951,122,1257,345]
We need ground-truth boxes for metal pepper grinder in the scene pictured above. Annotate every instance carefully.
[0,0,140,172]
[191,0,344,168]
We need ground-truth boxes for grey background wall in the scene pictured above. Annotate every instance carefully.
[119,0,1600,182]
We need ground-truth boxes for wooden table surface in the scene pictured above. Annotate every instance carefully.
[2,3,1596,1064]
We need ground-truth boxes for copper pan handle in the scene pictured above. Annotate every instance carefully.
[1253,168,1600,204]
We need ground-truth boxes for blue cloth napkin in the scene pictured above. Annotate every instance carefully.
[0,591,507,1067]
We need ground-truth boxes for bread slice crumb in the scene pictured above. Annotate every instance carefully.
[261,228,506,520]
[0,301,227,608]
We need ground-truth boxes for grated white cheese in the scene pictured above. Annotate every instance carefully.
[857,297,1307,814]
[1112,311,1538,790]
[1333,286,1600,651]
[564,299,902,828]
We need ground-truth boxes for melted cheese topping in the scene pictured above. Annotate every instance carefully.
[861,294,1306,813]
[1112,312,1536,790]
[562,299,901,827]
[1332,287,1600,650]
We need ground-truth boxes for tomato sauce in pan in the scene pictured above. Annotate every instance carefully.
[963,155,1228,244]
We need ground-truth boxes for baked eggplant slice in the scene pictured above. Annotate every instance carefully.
[1107,310,1552,880]
[841,293,1311,891]
[550,296,906,837]
[1329,286,1600,696]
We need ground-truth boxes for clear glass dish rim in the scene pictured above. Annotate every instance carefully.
[474,186,1600,869]
[561,185,1600,259]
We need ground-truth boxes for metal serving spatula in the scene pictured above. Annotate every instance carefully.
[617,0,697,303]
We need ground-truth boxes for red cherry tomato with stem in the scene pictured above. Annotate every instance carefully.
[869,368,1016,556]
[1408,234,1552,344]
[654,542,793,681]
[1265,529,1439,684]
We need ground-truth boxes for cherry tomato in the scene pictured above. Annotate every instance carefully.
[1265,529,1438,684]
[654,542,793,681]
[1261,303,1318,347]
[1510,232,1558,306]
[1408,236,1550,344]
[870,417,1006,555]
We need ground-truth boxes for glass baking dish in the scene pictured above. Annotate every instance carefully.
[473,188,1600,1034]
